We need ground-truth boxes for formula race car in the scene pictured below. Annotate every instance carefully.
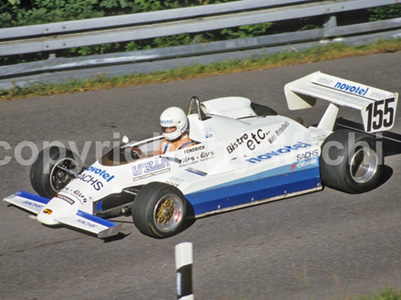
[4,72,399,239]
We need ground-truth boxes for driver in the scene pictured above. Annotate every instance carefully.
[155,107,195,155]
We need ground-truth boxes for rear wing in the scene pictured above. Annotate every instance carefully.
[284,71,398,133]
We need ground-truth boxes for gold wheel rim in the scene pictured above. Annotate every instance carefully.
[153,193,184,232]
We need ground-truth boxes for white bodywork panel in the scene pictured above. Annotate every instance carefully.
[202,96,257,119]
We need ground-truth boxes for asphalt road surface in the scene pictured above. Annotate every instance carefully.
[1,52,401,300]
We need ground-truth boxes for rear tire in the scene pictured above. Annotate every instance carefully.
[320,129,383,194]
[30,146,82,198]
[132,182,186,238]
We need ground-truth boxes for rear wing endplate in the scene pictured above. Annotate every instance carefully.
[284,71,398,133]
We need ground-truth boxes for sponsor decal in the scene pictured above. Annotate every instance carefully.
[314,74,332,85]
[77,166,115,191]
[313,72,391,101]
[246,141,312,163]
[227,129,272,154]
[43,208,53,215]
[77,218,97,228]
[291,158,319,171]
[184,145,205,154]
[268,121,289,144]
[313,73,370,97]
[77,174,104,191]
[296,149,319,161]
[180,151,214,167]
[160,118,174,125]
[334,81,369,96]
[56,194,75,205]
[85,166,115,182]
[63,187,87,204]
[132,157,171,181]
[200,127,215,139]
[23,200,44,209]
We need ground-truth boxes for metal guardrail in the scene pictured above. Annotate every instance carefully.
[0,0,400,90]
[0,0,311,55]
[0,0,308,41]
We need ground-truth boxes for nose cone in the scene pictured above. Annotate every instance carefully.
[37,207,59,225]
[36,194,79,226]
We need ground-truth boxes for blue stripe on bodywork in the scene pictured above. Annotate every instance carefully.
[77,210,118,228]
[16,190,50,205]
[96,201,103,211]
[186,160,321,216]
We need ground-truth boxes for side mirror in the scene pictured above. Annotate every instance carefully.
[122,135,129,144]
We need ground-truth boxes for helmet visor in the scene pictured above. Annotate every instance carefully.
[162,126,177,133]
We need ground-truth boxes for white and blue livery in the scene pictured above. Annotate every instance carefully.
[4,72,398,238]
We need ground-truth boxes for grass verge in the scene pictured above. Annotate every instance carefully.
[0,39,400,101]
[348,288,401,300]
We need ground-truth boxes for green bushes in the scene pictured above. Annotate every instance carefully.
[368,4,401,22]
[351,288,401,300]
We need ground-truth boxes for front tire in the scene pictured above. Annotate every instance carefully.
[132,182,186,238]
[30,146,82,198]
[320,129,383,194]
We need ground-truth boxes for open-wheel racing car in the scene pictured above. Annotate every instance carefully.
[4,72,399,239]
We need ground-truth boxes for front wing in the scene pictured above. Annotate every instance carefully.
[4,191,121,238]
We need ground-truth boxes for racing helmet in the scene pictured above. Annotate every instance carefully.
[160,107,188,141]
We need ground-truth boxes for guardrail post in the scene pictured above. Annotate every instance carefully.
[324,15,337,29]
[175,242,194,300]
[323,15,338,38]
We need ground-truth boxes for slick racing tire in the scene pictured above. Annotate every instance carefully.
[132,182,186,238]
[30,146,83,198]
[320,129,383,194]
